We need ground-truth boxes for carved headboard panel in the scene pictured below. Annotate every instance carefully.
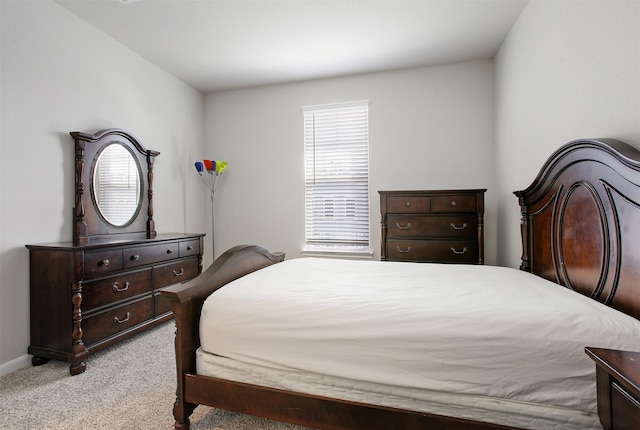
[515,138,640,320]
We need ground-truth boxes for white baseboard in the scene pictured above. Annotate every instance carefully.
[0,354,31,376]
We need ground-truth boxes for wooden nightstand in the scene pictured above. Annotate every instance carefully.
[585,347,640,430]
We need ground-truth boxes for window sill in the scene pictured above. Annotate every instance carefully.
[302,247,374,260]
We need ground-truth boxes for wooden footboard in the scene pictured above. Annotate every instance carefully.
[160,244,285,428]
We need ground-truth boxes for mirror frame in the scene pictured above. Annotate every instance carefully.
[71,128,160,243]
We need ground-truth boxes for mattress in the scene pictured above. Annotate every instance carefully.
[196,348,601,430]
[198,258,640,426]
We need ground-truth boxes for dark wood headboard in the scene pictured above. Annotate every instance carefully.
[515,138,640,321]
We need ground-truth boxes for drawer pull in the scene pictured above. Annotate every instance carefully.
[451,247,468,255]
[100,259,110,266]
[130,254,140,261]
[166,249,173,254]
[405,201,411,207]
[113,312,130,324]
[172,268,185,277]
[395,222,412,230]
[450,223,468,230]
[187,245,193,251]
[112,281,130,292]
[451,201,457,207]
[396,246,412,254]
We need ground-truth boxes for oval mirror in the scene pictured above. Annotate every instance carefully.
[92,143,142,227]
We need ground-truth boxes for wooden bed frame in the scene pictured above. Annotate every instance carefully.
[161,138,640,430]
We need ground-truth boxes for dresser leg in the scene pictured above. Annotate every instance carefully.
[31,356,49,366]
[69,361,86,375]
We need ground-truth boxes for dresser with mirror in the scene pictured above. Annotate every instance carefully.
[26,128,204,375]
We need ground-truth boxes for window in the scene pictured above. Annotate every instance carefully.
[303,100,370,255]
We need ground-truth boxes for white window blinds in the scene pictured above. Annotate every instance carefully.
[303,101,370,250]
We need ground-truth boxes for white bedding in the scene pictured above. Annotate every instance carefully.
[199,258,640,417]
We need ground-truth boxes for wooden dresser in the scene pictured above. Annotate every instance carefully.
[379,189,485,264]
[26,232,204,375]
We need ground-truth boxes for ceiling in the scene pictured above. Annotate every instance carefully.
[55,0,528,93]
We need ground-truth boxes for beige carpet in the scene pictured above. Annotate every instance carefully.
[0,322,313,430]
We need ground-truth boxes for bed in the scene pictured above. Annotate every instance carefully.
[161,138,640,430]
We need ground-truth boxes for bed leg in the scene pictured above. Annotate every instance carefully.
[174,420,190,430]
[173,398,196,430]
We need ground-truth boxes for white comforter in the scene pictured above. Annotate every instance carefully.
[200,258,640,413]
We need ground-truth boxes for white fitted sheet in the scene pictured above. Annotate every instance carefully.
[199,258,640,415]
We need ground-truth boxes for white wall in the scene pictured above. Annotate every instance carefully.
[0,1,206,374]
[204,61,496,264]
[495,0,640,268]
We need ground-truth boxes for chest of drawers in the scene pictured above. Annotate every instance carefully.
[379,189,485,264]
[26,233,204,374]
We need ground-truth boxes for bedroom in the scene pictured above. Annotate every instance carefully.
[1,0,639,420]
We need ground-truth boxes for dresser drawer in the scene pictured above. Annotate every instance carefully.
[124,242,180,269]
[387,239,479,263]
[84,249,123,277]
[431,194,478,213]
[179,239,201,257]
[387,214,477,238]
[153,257,200,289]
[81,269,152,312]
[81,296,153,346]
[386,196,430,213]
[611,381,640,429]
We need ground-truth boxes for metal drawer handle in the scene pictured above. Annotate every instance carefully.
[450,223,468,230]
[112,281,130,292]
[405,201,411,207]
[100,259,110,266]
[166,249,173,254]
[395,222,412,230]
[113,312,130,324]
[451,247,468,255]
[451,201,457,207]
[172,268,185,276]
[130,254,140,261]
[186,246,193,251]
[396,246,412,253]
